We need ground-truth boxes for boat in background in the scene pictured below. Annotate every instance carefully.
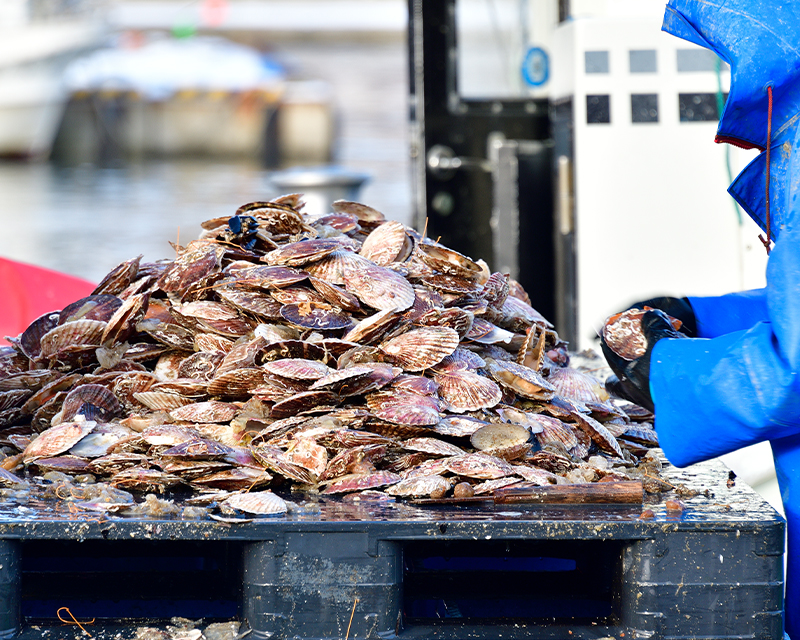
[0,0,107,158]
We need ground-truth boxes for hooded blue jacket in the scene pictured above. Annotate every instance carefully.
[656,2,800,636]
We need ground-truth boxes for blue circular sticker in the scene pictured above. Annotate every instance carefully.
[522,47,549,87]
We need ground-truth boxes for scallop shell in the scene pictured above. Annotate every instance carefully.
[432,347,485,372]
[331,200,386,227]
[571,413,624,458]
[321,470,401,494]
[141,424,200,446]
[169,401,239,423]
[501,295,553,328]
[472,477,521,495]
[263,358,332,381]
[0,389,31,412]
[466,320,516,345]
[482,272,509,310]
[270,390,339,418]
[529,415,579,450]
[343,259,415,312]
[224,264,308,289]
[19,312,60,360]
[207,368,268,397]
[511,465,557,485]
[547,367,609,404]
[33,455,91,474]
[433,416,488,437]
[237,200,308,234]
[401,437,464,457]
[308,277,362,312]
[251,445,317,484]
[39,319,107,359]
[416,242,483,280]
[258,340,328,365]
[161,437,235,459]
[366,390,440,426]
[59,294,123,324]
[433,370,502,412]
[485,360,556,400]
[304,249,365,285]
[343,309,403,344]
[310,365,395,396]
[102,293,149,345]
[470,423,531,452]
[389,374,439,396]
[359,220,409,266]
[177,351,225,381]
[133,391,195,411]
[223,491,287,515]
[419,307,475,338]
[265,238,344,266]
[285,438,328,477]
[157,241,223,294]
[443,452,514,480]
[314,212,361,234]
[385,474,451,497]
[279,302,352,331]
[379,326,459,371]
[61,384,121,422]
[401,457,451,479]
[421,274,481,295]
[23,420,96,463]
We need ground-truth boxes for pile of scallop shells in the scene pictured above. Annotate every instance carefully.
[0,197,660,517]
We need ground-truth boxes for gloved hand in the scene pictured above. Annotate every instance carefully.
[627,296,697,337]
[601,309,684,411]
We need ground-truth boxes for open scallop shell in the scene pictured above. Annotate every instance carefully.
[433,370,502,412]
[379,326,459,371]
[485,360,556,400]
[343,309,403,344]
[23,420,96,463]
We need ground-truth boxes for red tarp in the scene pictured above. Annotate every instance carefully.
[0,257,96,345]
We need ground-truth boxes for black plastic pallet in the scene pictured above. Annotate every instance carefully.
[0,457,784,640]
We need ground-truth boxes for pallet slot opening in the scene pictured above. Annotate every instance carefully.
[402,539,625,625]
[20,540,242,623]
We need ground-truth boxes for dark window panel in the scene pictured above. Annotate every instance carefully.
[679,92,728,121]
[586,95,610,124]
[631,94,658,123]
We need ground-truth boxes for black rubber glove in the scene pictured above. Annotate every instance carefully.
[627,296,697,337]
[601,309,684,412]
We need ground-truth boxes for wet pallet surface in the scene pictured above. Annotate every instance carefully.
[0,456,785,640]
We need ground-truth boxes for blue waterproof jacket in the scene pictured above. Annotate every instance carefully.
[656,2,800,636]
